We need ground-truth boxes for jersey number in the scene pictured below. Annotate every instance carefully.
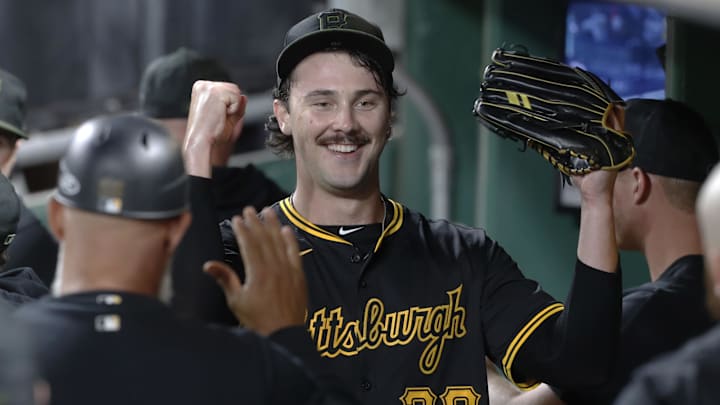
[400,386,481,404]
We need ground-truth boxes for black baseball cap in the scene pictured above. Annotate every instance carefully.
[0,173,20,254]
[0,69,28,140]
[139,47,232,119]
[625,98,719,182]
[276,8,394,83]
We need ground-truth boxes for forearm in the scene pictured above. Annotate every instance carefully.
[487,358,566,405]
[577,194,618,274]
[183,140,213,179]
[487,357,523,404]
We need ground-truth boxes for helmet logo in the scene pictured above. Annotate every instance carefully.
[318,10,348,30]
[98,178,124,214]
[58,171,81,196]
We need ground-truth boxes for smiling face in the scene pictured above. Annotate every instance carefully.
[273,51,391,198]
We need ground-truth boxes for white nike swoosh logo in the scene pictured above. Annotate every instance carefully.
[338,226,364,236]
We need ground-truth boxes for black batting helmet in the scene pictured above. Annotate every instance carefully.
[55,114,188,219]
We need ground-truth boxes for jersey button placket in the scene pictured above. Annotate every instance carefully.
[360,378,372,391]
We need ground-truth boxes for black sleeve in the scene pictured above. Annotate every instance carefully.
[170,176,237,324]
[211,165,288,221]
[5,204,58,287]
[510,260,622,390]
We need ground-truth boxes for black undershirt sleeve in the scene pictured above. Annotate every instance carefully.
[170,175,237,324]
[512,259,622,389]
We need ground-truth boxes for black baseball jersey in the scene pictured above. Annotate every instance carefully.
[615,323,720,405]
[5,204,58,287]
[173,177,622,404]
[14,291,357,405]
[556,255,715,404]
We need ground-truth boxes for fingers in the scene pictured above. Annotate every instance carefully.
[225,94,247,142]
[230,211,255,282]
[281,226,301,269]
[230,206,276,283]
[231,207,300,279]
[188,80,245,139]
[230,117,245,143]
[227,94,247,116]
[237,207,273,267]
[261,208,288,267]
[607,103,625,132]
[203,260,243,294]
[225,207,306,335]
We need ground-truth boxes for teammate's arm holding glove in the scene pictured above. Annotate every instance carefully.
[476,48,625,390]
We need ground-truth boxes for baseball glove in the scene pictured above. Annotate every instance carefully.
[473,47,635,176]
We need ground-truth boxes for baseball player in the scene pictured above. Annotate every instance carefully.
[0,69,58,287]
[614,160,720,404]
[487,98,718,405]
[177,8,623,404]
[139,47,287,320]
[0,171,48,306]
[13,114,358,405]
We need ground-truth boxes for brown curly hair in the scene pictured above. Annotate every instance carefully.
[265,47,403,158]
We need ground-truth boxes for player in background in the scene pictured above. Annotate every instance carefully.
[0,69,58,287]
[0,171,48,306]
[487,98,718,405]
[614,160,720,404]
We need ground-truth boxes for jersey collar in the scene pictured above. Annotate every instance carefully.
[279,196,404,252]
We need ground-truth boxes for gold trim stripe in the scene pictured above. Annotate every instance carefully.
[501,302,565,390]
[279,198,352,245]
[278,197,405,250]
[373,199,404,252]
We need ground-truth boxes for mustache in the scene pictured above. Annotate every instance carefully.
[317,133,370,145]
